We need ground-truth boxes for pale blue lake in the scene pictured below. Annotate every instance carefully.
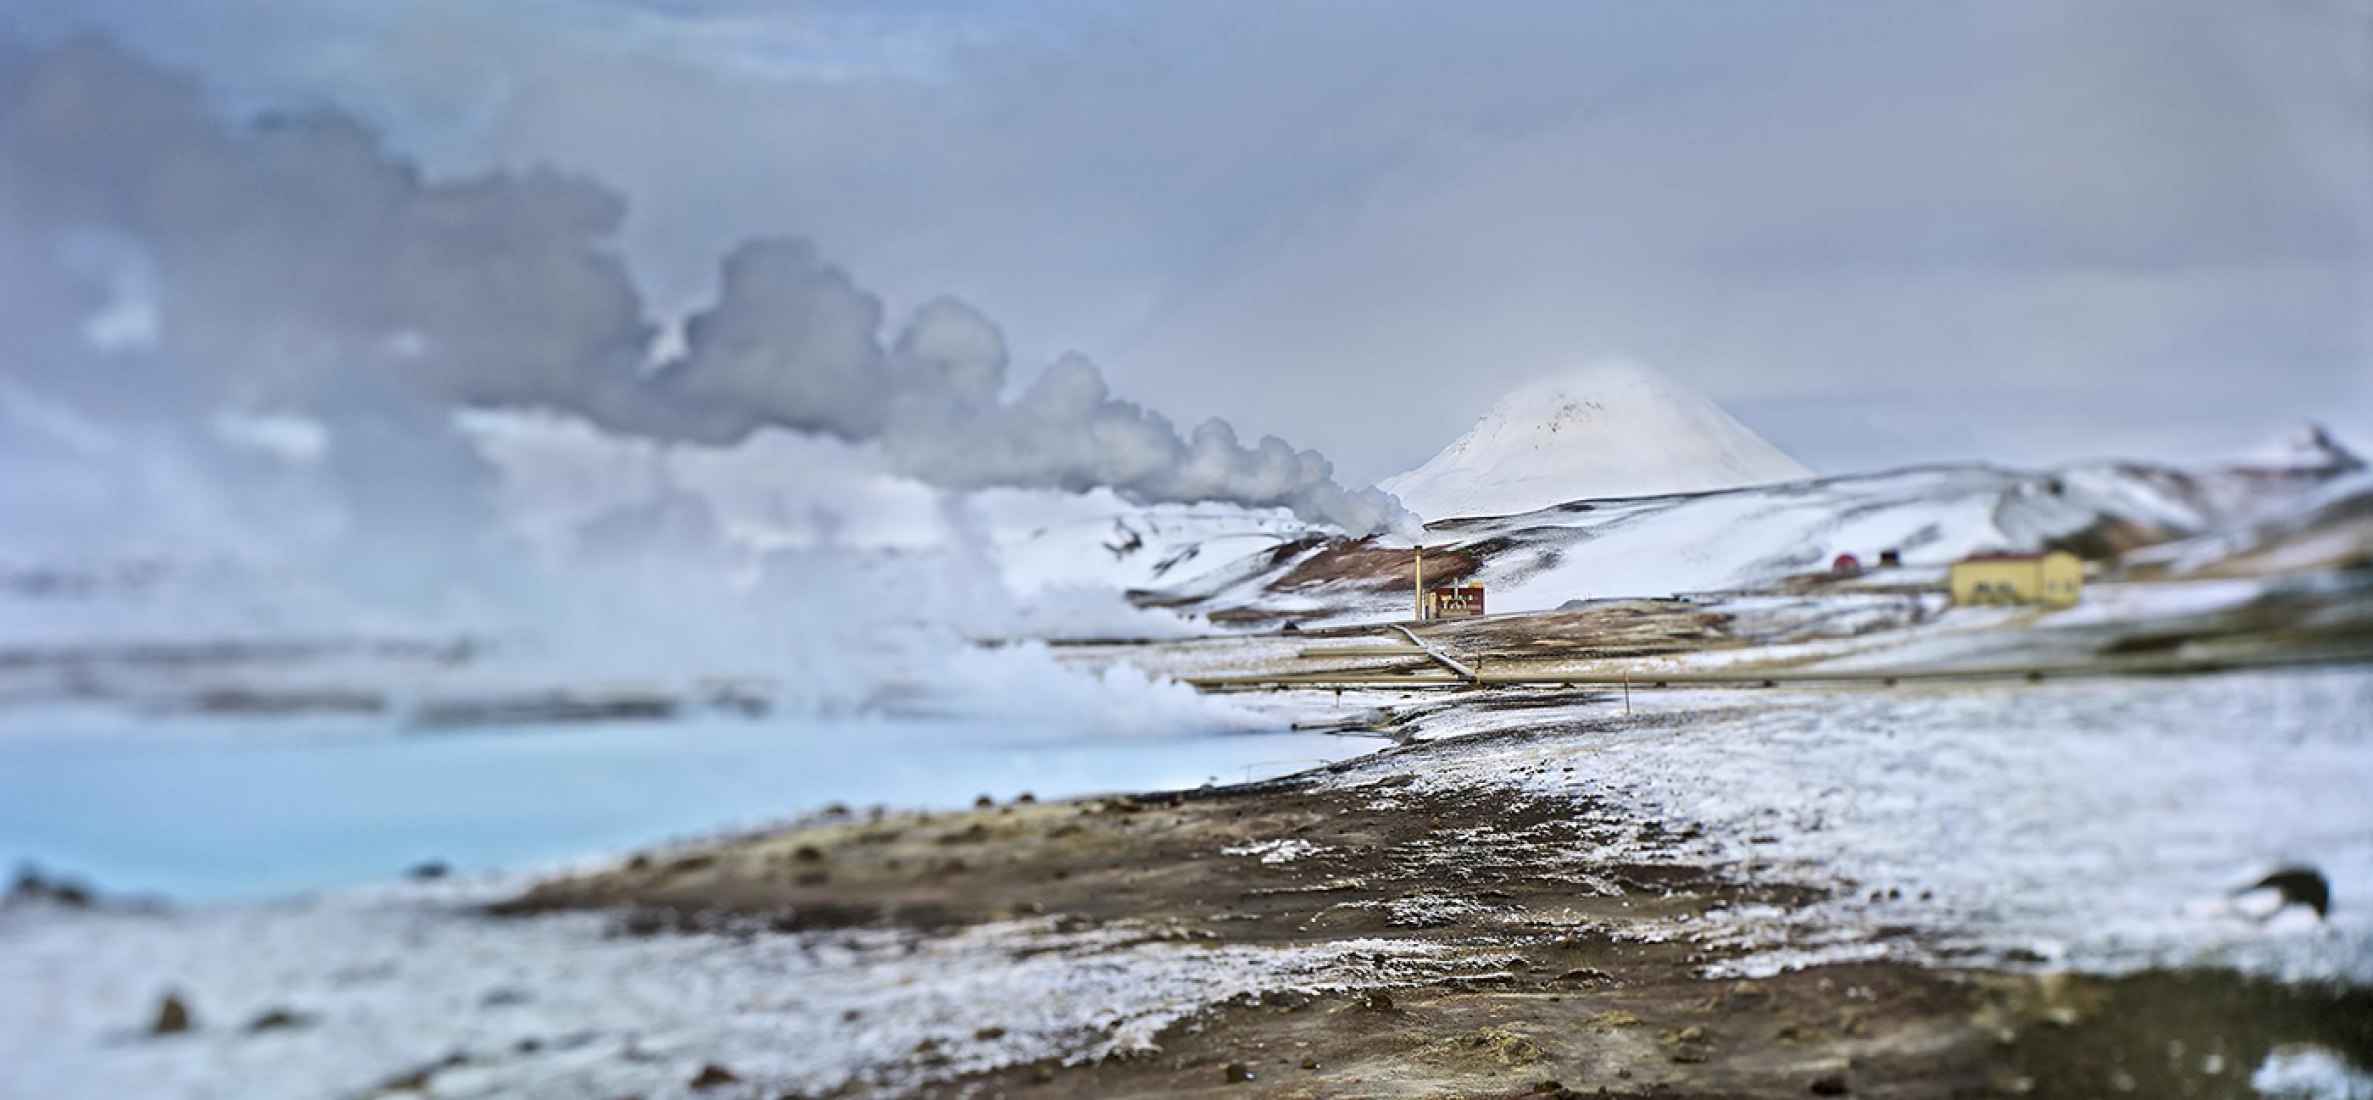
[0,714,1380,902]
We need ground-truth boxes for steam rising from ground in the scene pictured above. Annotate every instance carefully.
[0,37,1372,729]
[0,37,1410,543]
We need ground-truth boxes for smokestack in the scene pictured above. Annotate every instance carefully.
[1414,545,1425,621]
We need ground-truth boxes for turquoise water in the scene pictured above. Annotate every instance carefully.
[0,714,1379,902]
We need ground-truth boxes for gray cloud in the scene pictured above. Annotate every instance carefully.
[0,37,1412,539]
[5,2,2367,483]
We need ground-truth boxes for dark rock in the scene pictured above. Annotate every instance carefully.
[689,1063,742,1089]
[1301,1057,1321,1070]
[974,794,995,809]
[1223,1061,1255,1083]
[1668,1025,1711,1064]
[792,845,826,863]
[974,1026,1007,1040]
[1811,1070,1851,1095]
[619,908,673,937]
[151,993,193,1035]
[1721,980,1772,1010]
[8,865,93,908]
[2239,865,2332,919]
[481,987,531,1008]
[1031,1063,1056,1083]
[407,861,450,881]
[1360,990,1395,1012]
[244,1008,310,1033]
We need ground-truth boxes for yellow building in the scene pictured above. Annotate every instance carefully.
[1949,550,2083,608]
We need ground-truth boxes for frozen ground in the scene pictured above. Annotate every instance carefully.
[3,669,2366,1097]
[0,886,1463,1100]
[1360,667,2373,985]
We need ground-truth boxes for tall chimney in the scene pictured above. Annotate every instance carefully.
[1414,545,1425,621]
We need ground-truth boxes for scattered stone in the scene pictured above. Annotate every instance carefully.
[1452,1026,1543,1065]
[1811,1070,1851,1095]
[1301,1057,1321,1070]
[8,865,94,908]
[689,1063,742,1089]
[1016,791,1037,805]
[1223,1062,1255,1083]
[151,993,194,1036]
[1721,980,1773,1010]
[377,1067,434,1092]
[244,1008,310,1033]
[1360,990,1395,1012]
[974,1026,1007,1041]
[619,909,672,937]
[407,861,450,881]
[792,845,827,863]
[481,987,531,1008]
[975,794,995,809]
[1031,1063,1056,1083]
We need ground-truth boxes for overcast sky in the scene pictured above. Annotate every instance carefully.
[4,0,2368,484]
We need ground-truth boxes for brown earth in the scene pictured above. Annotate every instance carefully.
[488,727,2373,1099]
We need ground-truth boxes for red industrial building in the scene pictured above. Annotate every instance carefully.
[1425,584,1486,619]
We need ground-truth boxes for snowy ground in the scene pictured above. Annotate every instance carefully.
[1356,667,2373,985]
[0,885,1463,1100]
[3,668,2367,1097]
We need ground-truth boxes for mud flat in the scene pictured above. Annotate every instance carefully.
[499,708,2373,1099]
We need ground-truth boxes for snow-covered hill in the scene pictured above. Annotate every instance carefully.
[1140,425,2370,625]
[1379,361,1811,521]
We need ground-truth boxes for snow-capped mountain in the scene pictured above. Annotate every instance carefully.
[2227,422,2367,475]
[1379,361,1812,521]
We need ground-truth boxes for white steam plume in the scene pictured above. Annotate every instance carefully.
[0,37,1415,538]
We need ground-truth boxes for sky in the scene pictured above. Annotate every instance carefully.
[3,0,2368,485]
